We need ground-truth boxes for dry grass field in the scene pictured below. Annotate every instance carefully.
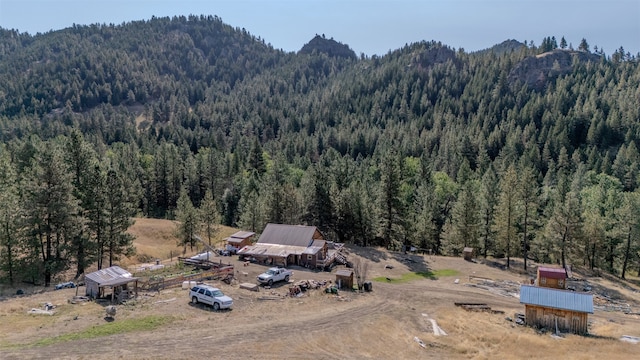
[0,219,639,359]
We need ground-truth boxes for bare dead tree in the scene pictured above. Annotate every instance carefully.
[352,258,370,291]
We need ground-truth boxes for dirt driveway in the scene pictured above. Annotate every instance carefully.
[1,249,639,360]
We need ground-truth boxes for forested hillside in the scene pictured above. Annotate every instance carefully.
[0,15,639,286]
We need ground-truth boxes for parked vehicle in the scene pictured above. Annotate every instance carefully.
[257,267,293,286]
[54,281,76,290]
[189,284,233,310]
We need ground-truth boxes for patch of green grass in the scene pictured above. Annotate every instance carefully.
[431,269,459,277]
[373,269,459,283]
[31,315,172,347]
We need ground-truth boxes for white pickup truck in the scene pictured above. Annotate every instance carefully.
[257,267,293,286]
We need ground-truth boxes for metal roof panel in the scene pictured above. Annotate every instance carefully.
[85,266,133,285]
[520,285,593,313]
[256,224,321,247]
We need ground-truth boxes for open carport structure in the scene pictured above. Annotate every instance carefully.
[85,266,139,303]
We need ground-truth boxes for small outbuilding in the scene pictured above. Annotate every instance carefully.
[462,247,475,261]
[519,285,593,335]
[225,231,255,253]
[536,266,567,289]
[335,269,354,290]
[85,266,139,303]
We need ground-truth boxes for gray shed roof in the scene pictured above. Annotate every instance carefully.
[228,231,255,239]
[520,285,593,313]
[85,266,136,286]
[336,269,353,277]
[256,224,322,247]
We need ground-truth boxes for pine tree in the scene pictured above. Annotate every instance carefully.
[86,164,108,270]
[479,165,499,257]
[104,169,136,267]
[546,189,584,271]
[23,141,79,287]
[199,188,221,249]
[581,173,622,273]
[618,191,640,279]
[518,166,539,270]
[261,156,289,225]
[302,163,334,235]
[449,178,480,254]
[493,165,519,269]
[175,186,199,255]
[430,172,457,255]
[0,147,21,283]
[238,173,263,232]
[65,131,99,277]
[450,160,479,254]
[578,38,590,52]
[248,138,266,175]
[379,150,404,249]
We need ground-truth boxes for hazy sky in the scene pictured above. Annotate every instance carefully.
[1,0,638,56]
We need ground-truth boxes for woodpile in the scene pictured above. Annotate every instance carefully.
[454,302,505,314]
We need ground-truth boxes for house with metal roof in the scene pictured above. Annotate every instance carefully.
[85,266,139,303]
[519,285,593,335]
[536,266,567,289]
[237,224,327,268]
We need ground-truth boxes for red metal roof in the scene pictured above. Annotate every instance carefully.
[537,266,567,279]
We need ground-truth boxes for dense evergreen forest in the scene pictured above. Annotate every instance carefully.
[1,15,639,286]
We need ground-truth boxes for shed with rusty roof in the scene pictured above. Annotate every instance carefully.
[536,266,567,289]
[520,285,593,335]
[85,266,139,303]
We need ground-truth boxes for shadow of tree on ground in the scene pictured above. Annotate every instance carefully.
[390,252,431,274]
[346,245,388,263]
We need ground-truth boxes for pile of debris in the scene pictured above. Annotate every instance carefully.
[258,291,288,301]
[593,295,635,313]
[464,278,521,298]
[455,302,505,314]
[289,279,330,297]
[68,296,90,304]
[28,302,56,315]
[506,313,526,325]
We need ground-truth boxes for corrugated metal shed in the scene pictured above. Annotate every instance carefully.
[538,266,567,279]
[256,224,321,247]
[85,266,139,298]
[85,266,134,285]
[520,285,593,313]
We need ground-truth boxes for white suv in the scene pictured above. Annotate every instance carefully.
[189,284,233,310]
